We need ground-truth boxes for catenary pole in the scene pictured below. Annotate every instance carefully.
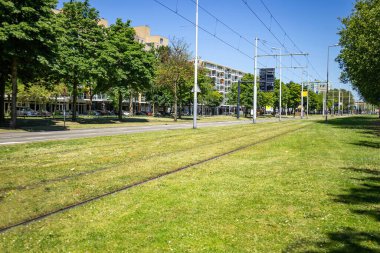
[306,71,309,118]
[193,0,199,129]
[253,37,258,124]
[279,48,282,121]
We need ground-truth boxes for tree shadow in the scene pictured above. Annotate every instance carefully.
[351,141,380,149]
[284,167,380,252]
[334,167,380,222]
[284,228,380,253]
[0,116,152,132]
[317,116,380,149]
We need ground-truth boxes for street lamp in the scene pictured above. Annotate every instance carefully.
[271,47,282,121]
[326,44,339,122]
[193,0,199,129]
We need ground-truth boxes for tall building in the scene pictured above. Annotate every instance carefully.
[259,68,275,91]
[134,25,169,50]
[199,60,246,105]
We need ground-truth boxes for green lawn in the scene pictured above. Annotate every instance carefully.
[0,116,379,252]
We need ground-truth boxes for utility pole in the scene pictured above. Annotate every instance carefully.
[193,0,199,129]
[258,50,306,121]
[348,91,351,114]
[332,84,335,116]
[301,82,304,119]
[253,37,258,124]
[237,81,241,119]
[326,44,339,122]
[338,85,341,116]
[306,71,309,118]
[272,47,282,121]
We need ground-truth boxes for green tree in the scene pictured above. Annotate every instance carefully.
[0,0,58,127]
[28,84,51,113]
[337,0,380,116]
[198,68,223,115]
[227,73,255,117]
[257,91,275,113]
[155,39,193,121]
[287,81,301,115]
[274,79,290,115]
[97,18,155,120]
[55,0,106,121]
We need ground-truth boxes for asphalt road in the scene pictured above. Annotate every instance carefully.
[0,118,288,145]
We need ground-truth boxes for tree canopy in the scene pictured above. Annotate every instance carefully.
[338,0,380,109]
[0,0,58,127]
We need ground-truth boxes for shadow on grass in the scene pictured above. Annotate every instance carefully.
[284,167,380,252]
[0,116,153,132]
[317,116,380,150]
[284,228,380,253]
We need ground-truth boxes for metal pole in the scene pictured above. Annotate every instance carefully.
[279,48,282,121]
[306,71,309,119]
[237,80,241,119]
[193,0,199,129]
[326,47,330,122]
[253,37,258,124]
[348,91,351,114]
[301,81,304,119]
[332,84,334,116]
[338,85,341,116]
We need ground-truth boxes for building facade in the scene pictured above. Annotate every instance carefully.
[199,60,246,105]
[134,25,169,50]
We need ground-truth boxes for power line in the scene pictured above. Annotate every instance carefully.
[153,0,255,61]
[258,0,302,53]
[155,0,308,83]
[257,0,324,80]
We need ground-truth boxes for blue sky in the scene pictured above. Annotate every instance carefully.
[58,0,357,97]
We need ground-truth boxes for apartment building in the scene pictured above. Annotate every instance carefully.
[134,25,169,50]
[199,60,246,105]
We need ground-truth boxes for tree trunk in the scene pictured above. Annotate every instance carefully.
[129,92,133,116]
[72,80,78,121]
[178,98,182,119]
[174,83,177,121]
[0,76,5,124]
[10,57,18,129]
[118,90,122,121]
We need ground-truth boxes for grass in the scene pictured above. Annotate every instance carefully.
[0,116,379,252]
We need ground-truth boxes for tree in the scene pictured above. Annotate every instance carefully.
[337,0,380,116]
[257,91,275,113]
[155,39,193,121]
[274,79,290,114]
[0,0,58,127]
[287,81,301,115]
[97,18,155,120]
[55,0,106,121]
[227,73,255,117]
[196,68,223,115]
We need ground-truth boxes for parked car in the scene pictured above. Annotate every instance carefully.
[16,107,38,117]
[136,111,147,116]
[40,110,52,117]
[122,111,130,116]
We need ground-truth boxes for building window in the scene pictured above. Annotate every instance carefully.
[160,38,163,44]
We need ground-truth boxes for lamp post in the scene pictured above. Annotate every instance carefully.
[326,44,339,123]
[271,47,282,121]
[193,0,199,129]
[253,37,258,124]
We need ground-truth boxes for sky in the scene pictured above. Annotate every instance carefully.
[58,0,358,98]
